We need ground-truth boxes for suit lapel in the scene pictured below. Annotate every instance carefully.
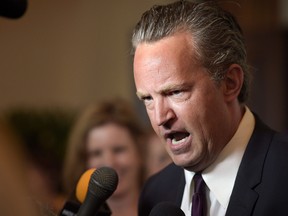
[175,169,185,206]
[226,116,275,216]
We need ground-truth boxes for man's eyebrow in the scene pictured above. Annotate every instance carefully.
[136,83,189,99]
[159,84,178,92]
[136,91,147,99]
[159,83,188,93]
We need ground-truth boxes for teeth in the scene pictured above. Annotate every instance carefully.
[172,136,187,145]
[170,132,190,145]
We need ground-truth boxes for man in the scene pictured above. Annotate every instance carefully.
[132,1,288,216]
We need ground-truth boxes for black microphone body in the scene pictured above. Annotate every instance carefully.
[76,167,118,216]
[0,0,27,19]
[76,193,102,216]
[58,201,112,216]
[149,202,185,216]
[59,201,111,216]
[59,201,80,216]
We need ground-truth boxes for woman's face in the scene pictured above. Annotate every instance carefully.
[86,123,141,197]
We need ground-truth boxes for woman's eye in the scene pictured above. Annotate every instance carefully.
[113,146,127,154]
[87,150,102,158]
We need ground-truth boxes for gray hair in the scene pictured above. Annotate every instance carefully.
[131,0,250,103]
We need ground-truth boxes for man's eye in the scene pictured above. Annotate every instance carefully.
[169,90,183,96]
[173,90,182,95]
[142,96,152,101]
[142,96,153,104]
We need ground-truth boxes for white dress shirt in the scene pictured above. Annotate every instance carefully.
[181,107,255,216]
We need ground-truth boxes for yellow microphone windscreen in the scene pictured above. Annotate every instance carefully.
[75,168,96,203]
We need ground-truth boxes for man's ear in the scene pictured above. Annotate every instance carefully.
[222,64,244,102]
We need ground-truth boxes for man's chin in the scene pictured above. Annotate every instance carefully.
[172,156,204,172]
[171,156,190,168]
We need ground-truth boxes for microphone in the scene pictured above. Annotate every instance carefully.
[58,169,89,216]
[75,168,95,203]
[59,200,80,216]
[77,167,118,216]
[149,202,185,216]
[0,0,28,19]
[75,168,112,216]
[59,167,118,216]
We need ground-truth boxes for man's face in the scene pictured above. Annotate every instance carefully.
[134,32,233,172]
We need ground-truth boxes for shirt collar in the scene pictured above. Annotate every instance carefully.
[184,106,255,209]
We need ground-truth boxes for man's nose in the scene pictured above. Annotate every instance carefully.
[154,99,175,127]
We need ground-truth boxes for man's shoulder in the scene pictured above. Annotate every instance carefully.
[138,163,185,216]
[145,163,184,186]
[140,163,185,199]
[253,115,288,150]
[239,114,288,181]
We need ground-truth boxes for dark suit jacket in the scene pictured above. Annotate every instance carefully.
[138,117,288,216]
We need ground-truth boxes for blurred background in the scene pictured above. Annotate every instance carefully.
[0,0,288,130]
[0,0,287,214]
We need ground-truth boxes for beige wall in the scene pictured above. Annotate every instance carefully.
[0,0,173,111]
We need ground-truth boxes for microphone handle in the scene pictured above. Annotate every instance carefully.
[77,193,102,216]
[59,201,79,216]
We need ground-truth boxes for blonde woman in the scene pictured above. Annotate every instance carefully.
[62,98,145,216]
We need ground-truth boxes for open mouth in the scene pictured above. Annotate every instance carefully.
[168,132,190,145]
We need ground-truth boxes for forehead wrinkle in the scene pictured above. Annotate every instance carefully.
[136,64,192,98]
[134,33,200,98]
[135,80,178,99]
